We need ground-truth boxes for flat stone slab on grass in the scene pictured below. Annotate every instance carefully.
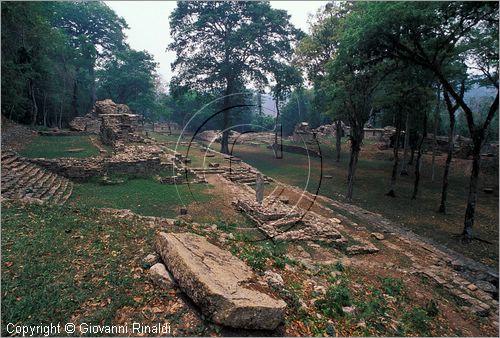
[155,232,286,330]
[66,148,85,153]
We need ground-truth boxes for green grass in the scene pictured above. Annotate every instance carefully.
[20,135,99,158]
[1,201,217,336]
[70,177,212,218]
[0,203,154,334]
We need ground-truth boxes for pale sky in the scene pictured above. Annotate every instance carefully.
[104,1,329,85]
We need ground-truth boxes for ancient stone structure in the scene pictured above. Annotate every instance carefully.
[155,232,287,329]
[1,151,73,205]
[28,144,173,180]
[69,113,101,133]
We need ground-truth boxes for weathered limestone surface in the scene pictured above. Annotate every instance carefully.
[155,232,286,330]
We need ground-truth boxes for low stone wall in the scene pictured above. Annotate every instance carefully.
[28,155,173,181]
[27,158,104,180]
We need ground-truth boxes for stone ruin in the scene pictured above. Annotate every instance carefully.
[195,130,275,146]
[69,99,145,147]
[95,100,144,147]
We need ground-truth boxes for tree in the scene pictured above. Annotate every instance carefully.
[48,1,128,115]
[295,2,354,162]
[344,1,499,241]
[326,55,389,200]
[168,1,303,153]
[97,49,159,120]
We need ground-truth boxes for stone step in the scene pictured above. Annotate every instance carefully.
[38,174,58,200]
[1,154,19,167]
[51,179,68,204]
[56,181,73,205]
[1,173,24,193]
[43,177,64,201]
[23,168,47,190]
[32,171,54,190]
[1,151,17,161]
[9,161,30,174]
[15,166,42,190]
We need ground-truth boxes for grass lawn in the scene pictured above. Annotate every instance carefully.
[69,177,212,218]
[19,135,99,158]
[1,202,216,336]
[231,141,499,267]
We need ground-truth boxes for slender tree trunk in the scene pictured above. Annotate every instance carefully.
[29,81,38,126]
[43,91,48,127]
[431,85,441,181]
[462,142,482,241]
[400,111,410,175]
[387,113,402,197]
[71,78,78,121]
[346,143,360,201]
[220,78,234,154]
[8,104,15,121]
[412,112,428,199]
[438,116,455,213]
[409,143,415,165]
[335,119,342,162]
[89,66,97,106]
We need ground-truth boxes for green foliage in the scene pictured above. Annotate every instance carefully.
[97,49,159,120]
[403,307,432,336]
[1,1,128,126]
[381,277,405,298]
[315,278,352,318]
[334,260,345,272]
[237,241,290,272]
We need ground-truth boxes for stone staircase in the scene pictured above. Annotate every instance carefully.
[1,151,73,205]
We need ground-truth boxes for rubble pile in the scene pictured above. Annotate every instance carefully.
[229,180,346,243]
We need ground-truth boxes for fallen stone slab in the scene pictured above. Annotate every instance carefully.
[155,232,286,329]
[346,243,379,256]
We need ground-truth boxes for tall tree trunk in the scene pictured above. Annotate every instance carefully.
[90,66,97,106]
[346,142,360,201]
[400,111,410,175]
[387,112,402,197]
[29,81,38,126]
[43,91,48,127]
[439,85,463,212]
[431,85,441,181]
[460,92,498,241]
[220,78,233,154]
[346,122,363,201]
[71,78,78,121]
[412,111,428,199]
[335,119,342,162]
[438,121,455,212]
[462,142,481,241]
[408,145,415,165]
